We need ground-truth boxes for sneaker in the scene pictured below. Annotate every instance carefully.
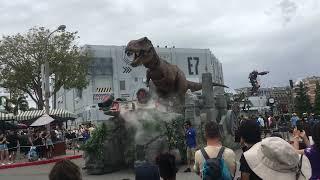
[7,162,12,165]
[1,163,5,166]
[184,168,191,172]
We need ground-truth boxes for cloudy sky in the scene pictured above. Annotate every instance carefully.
[1,0,319,89]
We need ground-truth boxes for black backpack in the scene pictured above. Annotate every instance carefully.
[200,146,231,180]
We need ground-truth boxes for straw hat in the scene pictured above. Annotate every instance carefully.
[244,137,311,180]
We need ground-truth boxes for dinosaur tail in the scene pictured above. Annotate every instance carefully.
[187,81,229,92]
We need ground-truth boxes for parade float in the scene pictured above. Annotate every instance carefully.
[82,37,239,175]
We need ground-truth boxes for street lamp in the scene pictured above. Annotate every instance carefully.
[43,25,66,127]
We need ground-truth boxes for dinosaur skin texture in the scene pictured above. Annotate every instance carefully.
[125,37,227,104]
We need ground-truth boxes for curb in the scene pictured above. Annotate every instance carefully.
[0,155,83,170]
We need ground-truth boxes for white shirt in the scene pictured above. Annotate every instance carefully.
[258,117,265,127]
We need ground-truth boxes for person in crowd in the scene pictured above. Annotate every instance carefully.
[278,115,290,141]
[291,113,300,129]
[82,129,90,143]
[300,113,312,138]
[194,121,236,178]
[156,153,177,180]
[239,119,262,180]
[50,130,58,143]
[46,131,54,159]
[135,162,160,180]
[293,123,320,180]
[49,159,82,180]
[33,131,45,160]
[88,124,95,135]
[7,130,19,163]
[65,130,72,150]
[0,131,9,165]
[18,130,32,156]
[183,120,196,172]
[54,126,63,141]
[308,113,316,127]
[268,115,275,129]
[244,137,311,180]
[257,115,265,128]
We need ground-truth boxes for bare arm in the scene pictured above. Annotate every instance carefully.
[193,151,200,176]
[293,136,305,154]
[301,131,310,147]
[292,129,309,154]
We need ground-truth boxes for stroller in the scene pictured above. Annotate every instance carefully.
[27,146,38,161]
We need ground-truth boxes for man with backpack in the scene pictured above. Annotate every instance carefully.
[194,121,236,179]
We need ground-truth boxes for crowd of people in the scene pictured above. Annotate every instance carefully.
[47,114,319,180]
[0,123,96,165]
[132,112,320,180]
[3,112,319,180]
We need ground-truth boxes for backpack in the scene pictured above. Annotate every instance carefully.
[200,147,233,180]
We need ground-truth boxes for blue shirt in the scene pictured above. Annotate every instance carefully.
[291,116,299,127]
[186,127,196,148]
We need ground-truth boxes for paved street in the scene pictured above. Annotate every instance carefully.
[0,159,198,180]
[0,149,242,180]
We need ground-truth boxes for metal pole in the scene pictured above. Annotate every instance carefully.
[43,27,64,131]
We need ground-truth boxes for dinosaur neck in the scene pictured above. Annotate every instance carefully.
[144,48,160,69]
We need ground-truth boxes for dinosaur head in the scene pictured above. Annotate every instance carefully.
[125,37,156,67]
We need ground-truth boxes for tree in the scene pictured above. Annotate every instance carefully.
[294,82,312,116]
[313,81,320,115]
[0,27,91,109]
[0,94,29,115]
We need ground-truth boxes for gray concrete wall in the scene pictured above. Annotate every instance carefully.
[56,45,224,121]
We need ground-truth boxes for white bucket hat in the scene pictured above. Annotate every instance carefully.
[244,137,311,180]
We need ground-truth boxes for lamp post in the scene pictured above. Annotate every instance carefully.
[43,25,66,128]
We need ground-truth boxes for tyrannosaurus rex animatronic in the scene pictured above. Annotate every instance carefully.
[125,37,227,105]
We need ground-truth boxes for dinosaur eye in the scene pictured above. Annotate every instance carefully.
[126,51,133,56]
[125,51,135,62]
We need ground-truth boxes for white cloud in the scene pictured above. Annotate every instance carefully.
[0,0,319,89]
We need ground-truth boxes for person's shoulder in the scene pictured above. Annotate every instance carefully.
[223,147,236,156]
[304,145,317,155]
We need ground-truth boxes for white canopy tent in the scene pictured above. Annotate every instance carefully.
[30,114,54,127]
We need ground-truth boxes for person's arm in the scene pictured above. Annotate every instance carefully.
[3,137,8,144]
[224,150,236,177]
[300,130,310,147]
[292,128,305,154]
[193,151,200,176]
[293,136,304,154]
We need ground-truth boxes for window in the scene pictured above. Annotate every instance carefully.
[120,80,126,91]
[75,88,82,99]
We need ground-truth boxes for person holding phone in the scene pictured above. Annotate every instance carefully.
[293,123,320,180]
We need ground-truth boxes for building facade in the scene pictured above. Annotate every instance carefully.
[56,45,224,122]
[294,76,320,105]
[235,86,293,114]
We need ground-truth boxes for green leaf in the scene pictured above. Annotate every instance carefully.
[0,26,92,109]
